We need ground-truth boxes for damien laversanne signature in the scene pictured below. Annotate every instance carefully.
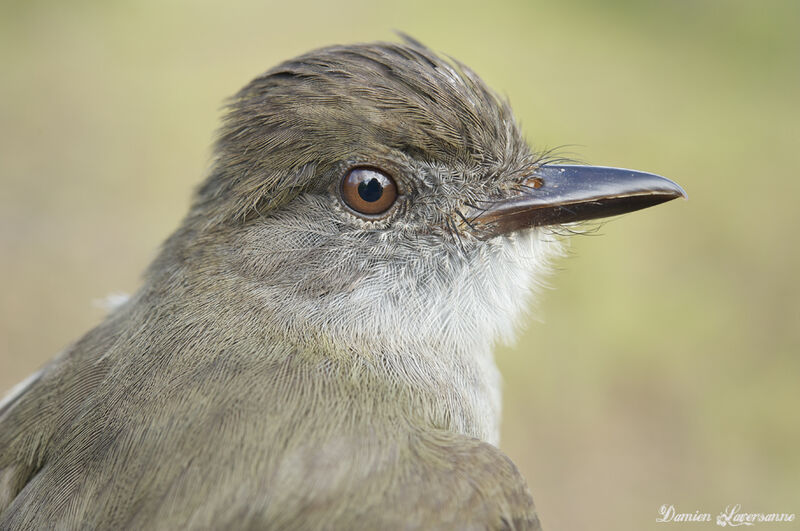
[657,504,796,526]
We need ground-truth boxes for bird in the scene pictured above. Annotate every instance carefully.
[0,38,685,530]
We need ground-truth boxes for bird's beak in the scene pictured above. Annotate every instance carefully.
[467,165,687,240]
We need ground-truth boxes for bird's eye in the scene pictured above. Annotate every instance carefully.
[340,168,398,216]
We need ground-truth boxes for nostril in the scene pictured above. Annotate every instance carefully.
[527,177,544,189]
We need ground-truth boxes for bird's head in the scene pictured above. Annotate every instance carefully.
[149,40,684,366]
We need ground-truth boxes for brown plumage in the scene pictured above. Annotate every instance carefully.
[0,37,684,530]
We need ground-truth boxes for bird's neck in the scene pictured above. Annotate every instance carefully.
[137,226,563,447]
[116,282,504,446]
[338,339,503,445]
[259,323,504,445]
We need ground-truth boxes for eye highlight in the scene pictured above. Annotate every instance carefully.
[340,168,398,216]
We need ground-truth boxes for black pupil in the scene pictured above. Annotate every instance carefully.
[357,177,383,202]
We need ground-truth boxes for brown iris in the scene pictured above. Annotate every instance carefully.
[340,168,398,216]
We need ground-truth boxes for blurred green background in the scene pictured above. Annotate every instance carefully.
[1,0,798,529]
